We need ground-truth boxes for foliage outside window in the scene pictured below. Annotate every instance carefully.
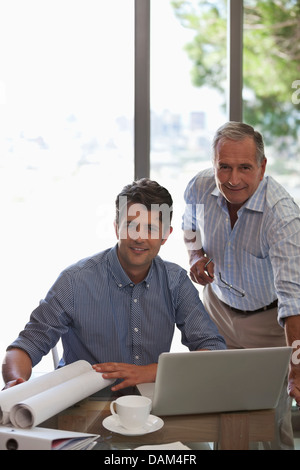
[171,0,300,186]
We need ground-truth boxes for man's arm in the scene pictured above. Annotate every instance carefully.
[2,348,32,389]
[183,230,214,285]
[285,316,300,407]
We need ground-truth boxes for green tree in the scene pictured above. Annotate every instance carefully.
[171,0,300,148]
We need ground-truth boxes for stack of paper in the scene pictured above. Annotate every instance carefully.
[0,426,99,450]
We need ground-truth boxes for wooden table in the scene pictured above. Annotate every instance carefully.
[41,397,275,450]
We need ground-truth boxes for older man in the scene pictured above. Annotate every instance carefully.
[183,121,300,449]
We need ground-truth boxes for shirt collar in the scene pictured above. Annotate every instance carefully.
[243,178,266,213]
[108,244,153,288]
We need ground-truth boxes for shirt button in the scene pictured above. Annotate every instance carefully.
[134,328,139,332]
[130,283,134,287]
[118,283,122,287]
[133,298,138,303]
[135,355,139,360]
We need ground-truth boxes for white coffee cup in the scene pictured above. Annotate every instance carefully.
[110,395,152,430]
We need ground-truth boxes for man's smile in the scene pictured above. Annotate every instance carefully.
[130,246,148,253]
[224,185,247,192]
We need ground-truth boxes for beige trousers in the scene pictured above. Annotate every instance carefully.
[203,283,294,450]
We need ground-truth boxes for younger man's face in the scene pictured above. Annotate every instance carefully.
[115,203,172,277]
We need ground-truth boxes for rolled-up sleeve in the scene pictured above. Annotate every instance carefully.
[267,201,300,326]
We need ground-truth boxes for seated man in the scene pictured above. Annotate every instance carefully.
[2,178,226,391]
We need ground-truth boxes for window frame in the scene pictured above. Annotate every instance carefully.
[135,0,244,178]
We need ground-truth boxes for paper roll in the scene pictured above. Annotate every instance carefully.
[0,360,113,427]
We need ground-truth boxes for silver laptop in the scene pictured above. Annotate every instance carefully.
[137,347,292,416]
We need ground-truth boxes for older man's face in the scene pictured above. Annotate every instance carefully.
[214,136,266,208]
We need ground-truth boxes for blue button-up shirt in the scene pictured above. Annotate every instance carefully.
[10,245,226,366]
[183,168,300,325]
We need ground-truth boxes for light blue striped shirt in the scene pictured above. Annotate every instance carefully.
[10,245,226,367]
[183,168,300,325]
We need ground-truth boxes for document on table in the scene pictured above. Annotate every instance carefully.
[135,442,191,450]
[0,360,114,428]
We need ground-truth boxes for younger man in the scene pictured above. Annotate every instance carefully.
[2,178,226,391]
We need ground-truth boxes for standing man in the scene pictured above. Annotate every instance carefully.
[182,121,300,449]
[2,178,226,391]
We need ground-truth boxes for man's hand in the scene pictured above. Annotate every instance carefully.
[92,362,157,392]
[183,232,214,285]
[284,316,300,408]
[2,348,32,390]
[190,256,215,285]
[287,372,300,408]
[2,377,26,390]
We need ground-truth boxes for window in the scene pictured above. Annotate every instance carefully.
[150,0,226,351]
[243,0,300,205]
[150,0,226,269]
[0,0,134,372]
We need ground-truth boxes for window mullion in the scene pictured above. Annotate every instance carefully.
[134,0,150,179]
[227,0,244,122]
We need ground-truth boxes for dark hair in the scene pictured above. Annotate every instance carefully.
[115,178,173,226]
[212,121,266,165]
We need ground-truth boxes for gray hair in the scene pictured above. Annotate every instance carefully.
[212,122,266,165]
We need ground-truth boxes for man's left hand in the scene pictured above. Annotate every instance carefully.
[92,362,157,391]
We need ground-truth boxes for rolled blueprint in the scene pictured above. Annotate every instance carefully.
[0,360,113,427]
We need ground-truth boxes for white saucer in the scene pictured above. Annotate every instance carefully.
[102,414,164,436]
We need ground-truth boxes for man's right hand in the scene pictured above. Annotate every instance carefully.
[183,232,215,286]
[190,256,215,286]
[2,348,32,390]
[2,377,26,390]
